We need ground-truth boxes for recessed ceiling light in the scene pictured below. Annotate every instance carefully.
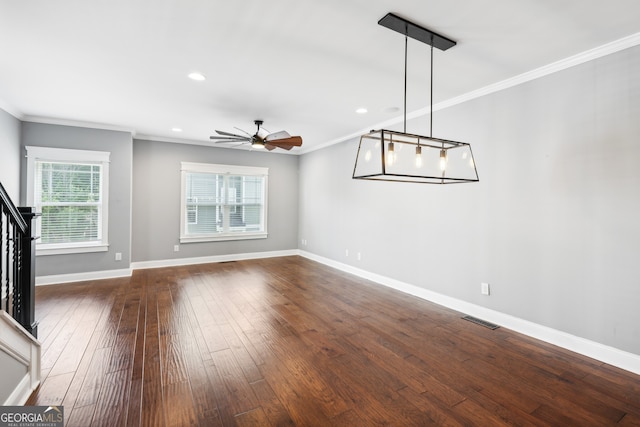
[188,72,206,81]
[355,108,368,114]
[172,127,183,132]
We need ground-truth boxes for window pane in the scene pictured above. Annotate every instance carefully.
[240,176,264,205]
[36,161,104,246]
[186,173,223,204]
[234,204,262,232]
[182,167,266,239]
[40,205,99,243]
[186,205,223,234]
[40,163,101,203]
[186,173,224,234]
[228,175,264,233]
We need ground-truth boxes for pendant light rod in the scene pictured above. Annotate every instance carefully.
[430,41,433,138]
[404,33,408,133]
[379,13,456,138]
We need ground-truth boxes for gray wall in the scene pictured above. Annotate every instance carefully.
[0,108,21,201]
[20,122,133,276]
[299,45,640,355]
[132,139,299,262]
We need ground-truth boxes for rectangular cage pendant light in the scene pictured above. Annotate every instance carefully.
[353,13,479,184]
[353,129,478,184]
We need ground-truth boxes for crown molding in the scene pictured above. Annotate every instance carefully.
[427,31,640,115]
[0,100,23,120]
[134,133,300,155]
[21,115,135,135]
[134,133,215,146]
[302,31,640,154]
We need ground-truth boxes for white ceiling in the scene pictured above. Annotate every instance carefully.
[2,0,640,153]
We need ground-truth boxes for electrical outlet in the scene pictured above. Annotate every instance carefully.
[357,252,361,261]
[481,282,490,295]
[174,245,180,252]
[345,249,349,257]
[115,252,122,261]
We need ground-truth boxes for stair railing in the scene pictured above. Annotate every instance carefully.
[0,182,38,337]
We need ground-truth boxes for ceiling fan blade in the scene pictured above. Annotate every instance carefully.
[209,136,250,141]
[233,127,253,137]
[213,141,248,147]
[212,141,250,146]
[267,136,302,147]
[264,144,277,151]
[266,143,293,151]
[215,130,247,138]
[265,130,291,141]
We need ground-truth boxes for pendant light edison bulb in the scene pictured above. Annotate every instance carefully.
[387,141,395,165]
[439,149,447,171]
[415,145,423,168]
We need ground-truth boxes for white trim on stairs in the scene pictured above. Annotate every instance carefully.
[0,312,41,405]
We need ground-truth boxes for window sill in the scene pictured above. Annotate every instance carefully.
[180,233,268,244]
[36,244,109,256]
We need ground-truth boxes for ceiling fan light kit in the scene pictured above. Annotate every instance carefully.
[353,13,479,184]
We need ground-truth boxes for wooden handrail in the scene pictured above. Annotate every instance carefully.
[0,182,27,232]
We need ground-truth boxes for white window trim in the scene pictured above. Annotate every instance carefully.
[180,162,268,243]
[25,146,110,256]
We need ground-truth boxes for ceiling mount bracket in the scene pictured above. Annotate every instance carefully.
[378,13,456,51]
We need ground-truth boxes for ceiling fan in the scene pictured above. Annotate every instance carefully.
[209,120,303,151]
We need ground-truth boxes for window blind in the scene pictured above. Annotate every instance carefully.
[180,163,268,242]
[36,162,103,244]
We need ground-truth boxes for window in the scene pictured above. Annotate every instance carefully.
[180,162,268,243]
[26,146,110,255]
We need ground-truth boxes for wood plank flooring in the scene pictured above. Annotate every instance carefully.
[27,256,640,426]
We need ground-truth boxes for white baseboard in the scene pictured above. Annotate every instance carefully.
[299,250,640,376]
[130,249,299,270]
[36,268,132,286]
[0,312,41,405]
[35,250,301,285]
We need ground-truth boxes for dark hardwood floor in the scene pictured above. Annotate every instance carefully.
[27,256,640,426]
